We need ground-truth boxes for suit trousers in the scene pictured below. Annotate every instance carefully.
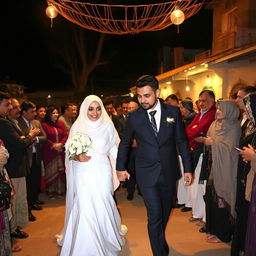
[29,154,42,204]
[126,148,137,195]
[140,173,176,256]
[10,177,29,231]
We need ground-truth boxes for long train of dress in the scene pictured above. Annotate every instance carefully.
[59,150,127,256]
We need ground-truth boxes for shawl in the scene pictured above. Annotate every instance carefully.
[244,92,256,201]
[207,100,241,217]
[243,92,256,137]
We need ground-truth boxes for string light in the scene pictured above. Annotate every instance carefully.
[45,5,58,28]
[47,0,204,34]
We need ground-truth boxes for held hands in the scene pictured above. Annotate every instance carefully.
[52,143,64,152]
[74,154,91,162]
[194,136,213,146]
[240,144,256,162]
[204,136,213,146]
[28,127,40,138]
[116,171,130,182]
[184,173,193,186]
[194,136,205,144]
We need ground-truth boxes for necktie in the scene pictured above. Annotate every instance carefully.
[149,110,157,136]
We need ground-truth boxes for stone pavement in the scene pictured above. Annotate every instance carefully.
[14,188,230,256]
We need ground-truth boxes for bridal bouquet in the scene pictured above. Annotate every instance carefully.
[66,133,92,160]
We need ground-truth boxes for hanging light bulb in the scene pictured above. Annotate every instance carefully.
[170,8,185,25]
[46,5,58,28]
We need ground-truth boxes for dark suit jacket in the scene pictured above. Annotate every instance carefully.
[116,103,192,187]
[0,116,34,178]
[18,117,47,167]
[110,114,119,131]
[115,115,127,139]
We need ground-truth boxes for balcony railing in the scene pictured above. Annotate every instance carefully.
[195,49,212,61]
[212,27,256,55]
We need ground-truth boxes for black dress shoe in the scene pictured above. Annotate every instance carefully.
[29,212,37,222]
[11,229,29,239]
[35,199,45,205]
[127,193,134,201]
[164,242,169,255]
[31,204,42,211]
[181,206,192,212]
[174,203,185,208]
[199,226,208,233]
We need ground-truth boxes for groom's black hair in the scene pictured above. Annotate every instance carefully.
[134,75,159,91]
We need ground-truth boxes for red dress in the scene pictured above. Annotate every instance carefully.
[41,121,68,196]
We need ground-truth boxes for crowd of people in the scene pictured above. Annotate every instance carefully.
[0,76,256,256]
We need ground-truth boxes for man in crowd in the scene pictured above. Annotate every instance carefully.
[103,99,119,129]
[18,100,47,220]
[0,93,39,239]
[165,94,179,106]
[184,90,216,226]
[59,102,76,133]
[115,99,129,139]
[125,99,140,200]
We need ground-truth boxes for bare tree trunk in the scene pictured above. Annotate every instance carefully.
[55,26,106,96]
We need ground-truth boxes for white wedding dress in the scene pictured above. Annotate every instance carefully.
[58,123,126,256]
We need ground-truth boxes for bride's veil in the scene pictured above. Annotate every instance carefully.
[56,95,120,246]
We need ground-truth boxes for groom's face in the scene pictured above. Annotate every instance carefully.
[137,85,160,110]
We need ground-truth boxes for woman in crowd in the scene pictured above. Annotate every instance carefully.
[36,105,46,123]
[239,92,256,256]
[203,100,241,243]
[0,139,23,254]
[179,100,196,127]
[0,139,12,255]
[57,95,126,256]
[41,107,68,198]
[231,92,256,256]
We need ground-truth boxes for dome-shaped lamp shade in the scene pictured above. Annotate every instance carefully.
[170,9,185,25]
[46,5,58,19]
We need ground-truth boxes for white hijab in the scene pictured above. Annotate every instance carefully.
[57,95,120,246]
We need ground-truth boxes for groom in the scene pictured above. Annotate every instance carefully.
[116,75,192,256]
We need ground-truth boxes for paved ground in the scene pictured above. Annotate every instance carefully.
[14,188,230,256]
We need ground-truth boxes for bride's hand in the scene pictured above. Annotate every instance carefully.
[116,171,130,182]
[74,154,91,162]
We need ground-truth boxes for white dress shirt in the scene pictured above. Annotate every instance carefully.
[22,116,38,152]
[147,99,161,132]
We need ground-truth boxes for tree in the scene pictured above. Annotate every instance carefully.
[55,25,106,97]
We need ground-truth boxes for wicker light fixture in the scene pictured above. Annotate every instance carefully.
[46,0,204,34]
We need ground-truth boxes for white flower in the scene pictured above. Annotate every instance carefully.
[166,117,175,123]
[65,133,92,160]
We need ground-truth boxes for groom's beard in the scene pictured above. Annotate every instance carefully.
[140,100,157,110]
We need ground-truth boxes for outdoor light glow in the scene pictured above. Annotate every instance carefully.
[47,94,51,99]
[170,9,185,25]
[46,5,58,19]
[206,76,211,85]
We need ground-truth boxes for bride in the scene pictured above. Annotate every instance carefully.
[58,95,127,256]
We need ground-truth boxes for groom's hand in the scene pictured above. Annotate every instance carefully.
[184,173,193,186]
[116,171,130,182]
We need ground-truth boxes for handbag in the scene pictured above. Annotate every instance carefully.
[0,170,11,212]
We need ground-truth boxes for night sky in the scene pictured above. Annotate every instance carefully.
[0,0,212,95]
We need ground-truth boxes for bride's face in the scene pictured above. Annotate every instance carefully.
[87,101,102,121]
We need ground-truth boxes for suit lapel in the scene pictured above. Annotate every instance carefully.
[18,117,30,135]
[157,103,170,144]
